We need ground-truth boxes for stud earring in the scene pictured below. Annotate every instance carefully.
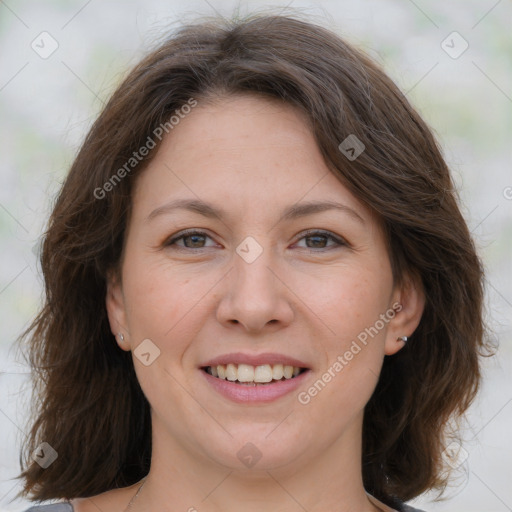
[397,336,408,344]
[117,333,125,342]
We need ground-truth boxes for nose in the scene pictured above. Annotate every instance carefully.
[215,243,294,334]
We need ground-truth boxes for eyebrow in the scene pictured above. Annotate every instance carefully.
[146,198,365,225]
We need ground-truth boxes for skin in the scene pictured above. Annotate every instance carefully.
[73,94,424,512]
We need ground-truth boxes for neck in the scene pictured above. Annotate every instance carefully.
[132,412,380,512]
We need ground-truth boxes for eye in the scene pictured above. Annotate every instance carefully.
[294,229,347,251]
[164,230,217,250]
[164,229,348,252]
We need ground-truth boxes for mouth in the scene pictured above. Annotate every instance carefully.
[202,363,308,386]
[199,353,311,403]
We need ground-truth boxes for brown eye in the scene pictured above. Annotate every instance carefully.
[165,230,215,249]
[164,229,347,252]
[295,230,347,251]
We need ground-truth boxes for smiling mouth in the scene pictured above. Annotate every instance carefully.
[202,363,308,386]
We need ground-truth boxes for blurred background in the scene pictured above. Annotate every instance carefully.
[0,0,510,511]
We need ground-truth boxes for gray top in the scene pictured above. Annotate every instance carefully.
[24,505,73,512]
[403,505,426,512]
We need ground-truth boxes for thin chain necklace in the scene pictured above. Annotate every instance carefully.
[123,477,147,512]
[121,477,386,512]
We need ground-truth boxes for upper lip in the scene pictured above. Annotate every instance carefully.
[201,352,310,369]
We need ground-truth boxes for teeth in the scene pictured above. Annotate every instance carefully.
[226,363,237,381]
[272,364,284,380]
[237,364,254,382]
[254,365,273,383]
[207,363,303,383]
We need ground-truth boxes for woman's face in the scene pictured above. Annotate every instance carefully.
[107,94,423,474]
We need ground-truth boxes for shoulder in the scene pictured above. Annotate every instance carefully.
[24,482,140,512]
[75,482,142,512]
[367,493,427,512]
[401,504,427,512]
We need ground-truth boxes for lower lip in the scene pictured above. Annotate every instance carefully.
[200,369,310,403]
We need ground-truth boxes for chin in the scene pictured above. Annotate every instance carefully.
[193,427,311,473]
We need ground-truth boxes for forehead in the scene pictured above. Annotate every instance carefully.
[130,94,375,227]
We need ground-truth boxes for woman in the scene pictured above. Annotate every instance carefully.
[18,12,488,512]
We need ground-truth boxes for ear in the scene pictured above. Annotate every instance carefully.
[105,268,130,351]
[384,271,425,356]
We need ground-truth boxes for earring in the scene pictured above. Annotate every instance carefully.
[397,336,408,344]
[117,332,125,342]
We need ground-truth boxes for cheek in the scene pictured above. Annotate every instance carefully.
[314,262,393,340]
[120,256,206,412]
[305,261,393,409]
[121,254,206,348]
[298,273,392,424]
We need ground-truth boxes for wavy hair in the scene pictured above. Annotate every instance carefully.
[17,12,490,509]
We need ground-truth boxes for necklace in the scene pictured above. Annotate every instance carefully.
[123,477,147,511]
[121,477,387,512]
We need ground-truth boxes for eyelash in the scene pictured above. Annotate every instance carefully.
[164,229,348,252]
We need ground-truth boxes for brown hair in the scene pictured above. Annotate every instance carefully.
[17,12,491,508]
